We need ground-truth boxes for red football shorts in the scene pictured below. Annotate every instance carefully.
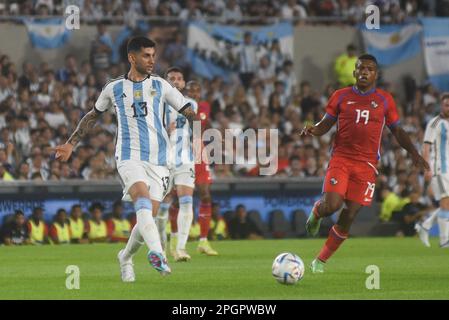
[195,162,212,185]
[323,156,378,206]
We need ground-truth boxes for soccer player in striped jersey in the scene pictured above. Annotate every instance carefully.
[301,54,429,273]
[416,93,449,248]
[55,37,196,282]
[156,67,197,262]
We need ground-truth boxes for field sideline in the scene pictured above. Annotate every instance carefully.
[1,237,448,300]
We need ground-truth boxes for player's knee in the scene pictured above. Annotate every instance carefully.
[325,198,343,215]
[134,197,152,212]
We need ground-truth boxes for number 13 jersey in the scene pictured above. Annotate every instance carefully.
[95,74,191,165]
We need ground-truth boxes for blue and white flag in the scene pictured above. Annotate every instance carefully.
[187,22,294,81]
[23,18,71,49]
[360,24,422,66]
[420,18,449,92]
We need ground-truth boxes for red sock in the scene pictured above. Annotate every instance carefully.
[169,204,179,233]
[199,202,211,239]
[317,225,348,262]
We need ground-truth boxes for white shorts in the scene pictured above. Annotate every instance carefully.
[171,163,195,188]
[117,160,172,202]
[431,174,449,201]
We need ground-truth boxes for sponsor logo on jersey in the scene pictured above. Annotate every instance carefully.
[330,178,338,185]
[371,101,378,108]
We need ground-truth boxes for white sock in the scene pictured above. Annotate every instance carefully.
[156,202,170,250]
[122,224,144,260]
[422,208,440,230]
[437,209,449,245]
[200,237,207,242]
[177,196,193,250]
[135,198,163,253]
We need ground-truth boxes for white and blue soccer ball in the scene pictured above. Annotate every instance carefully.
[272,252,305,285]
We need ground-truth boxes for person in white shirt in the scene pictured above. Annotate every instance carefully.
[416,93,449,248]
[235,32,258,90]
[55,36,196,282]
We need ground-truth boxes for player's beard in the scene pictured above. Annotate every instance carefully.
[135,63,152,76]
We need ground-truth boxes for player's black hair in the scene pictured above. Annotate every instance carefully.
[127,36,156,54]
[357,54,378,66]
[164,66,184,78]
[71,204,81,211]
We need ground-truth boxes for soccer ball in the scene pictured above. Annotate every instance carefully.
[272,252,305,285]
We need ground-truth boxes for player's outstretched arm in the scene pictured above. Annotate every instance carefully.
[390,125,430,171]
[55,108,102,162]
[179,105,198,129]
[300,115,336,137]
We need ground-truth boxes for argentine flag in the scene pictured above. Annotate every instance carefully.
[360,24,422,66]
[420,18,449,91]
[23,18,71,49]
[187,22,293,81]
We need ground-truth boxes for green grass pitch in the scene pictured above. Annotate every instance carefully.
[1,237,448,299]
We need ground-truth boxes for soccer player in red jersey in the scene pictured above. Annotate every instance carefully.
[301,54,429,273]
[194,92,218,256]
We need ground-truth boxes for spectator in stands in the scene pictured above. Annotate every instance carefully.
[68,204,88,244]
[209,202,227,240]
[221,0,243,24]
[2,210,31,245]
[49,208,71,244]
[179,0,204,21]
[229,204,264,240]
[164,33,189,71]
[0,163,14,181]
[236,32,258,90]
[281,0,308,20]
[334,44,357,87]
[86,202,109,243]
[27,207,49,244]
[90,23,113,71]
[106,200,131,243]
[393,189,432,236]
[56,54,77,83]
[380,187,410,222]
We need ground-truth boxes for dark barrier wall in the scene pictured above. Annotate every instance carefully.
[0,179,322,224]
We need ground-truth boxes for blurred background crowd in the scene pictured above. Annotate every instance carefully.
[0,0,447,239]
[0,0,448,23]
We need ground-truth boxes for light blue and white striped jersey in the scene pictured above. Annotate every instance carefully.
[424,115,449,175]
[95,74,190,165]
[164,97,198,167]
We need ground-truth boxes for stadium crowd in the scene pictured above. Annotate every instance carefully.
[0,7,445,236]
[0,0,447,23]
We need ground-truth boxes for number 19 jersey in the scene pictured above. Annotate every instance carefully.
[95,74,191,166]
[325,86,400,164]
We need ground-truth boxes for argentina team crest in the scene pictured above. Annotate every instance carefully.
[134,90,142,99]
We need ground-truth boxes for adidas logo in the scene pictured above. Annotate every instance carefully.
[121,93,127,98]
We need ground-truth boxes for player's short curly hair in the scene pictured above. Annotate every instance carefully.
[127,36,156,54]
[357,54,378,66]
